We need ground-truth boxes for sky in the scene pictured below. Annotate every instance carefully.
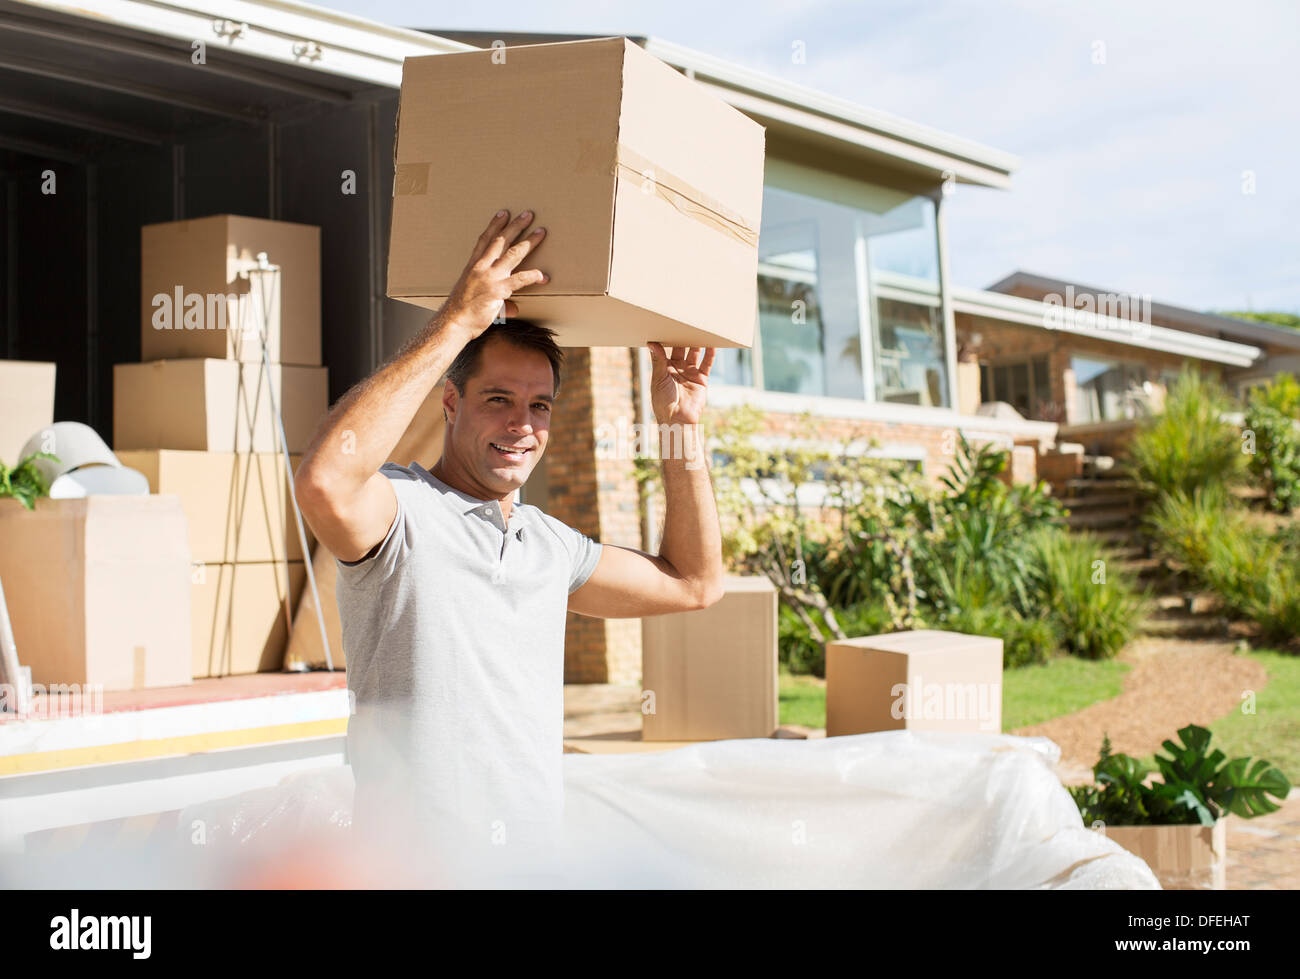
[315,0,1300,314]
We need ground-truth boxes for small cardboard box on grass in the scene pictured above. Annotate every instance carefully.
[0,360,55,466]
[641,575,779,741]
[0,496,191,691]
[140,215,321,366]
[826,630,1003,737]
[113,360,328,454]
[388,36,765,348]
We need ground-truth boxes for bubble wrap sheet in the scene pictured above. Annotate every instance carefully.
[178,731,1160,889]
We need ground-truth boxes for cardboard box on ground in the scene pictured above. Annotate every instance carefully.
[0,496,191,691]
[826,631,1004,736]
[387,36,766,348]
[641,575,780,741]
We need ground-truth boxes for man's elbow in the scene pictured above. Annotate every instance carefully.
[294,463,340,526]
[693,578,726,610]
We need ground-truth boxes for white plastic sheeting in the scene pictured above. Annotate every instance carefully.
[169,730,1159,889]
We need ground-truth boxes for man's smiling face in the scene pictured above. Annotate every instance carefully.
[442,335,555,499]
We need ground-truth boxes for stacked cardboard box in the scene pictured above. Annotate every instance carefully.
[114,215,329,678]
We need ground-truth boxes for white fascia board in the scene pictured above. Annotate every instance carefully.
[642,36,1019,184]
[703,83,1013,190]
[950,285,1262,367]
[707,383,1060,447]
[11,0,475,87]
[870,270,1261,367]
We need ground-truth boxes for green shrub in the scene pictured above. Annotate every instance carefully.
[778,600,894,677]
[1127,365,1245,497]
[1144,484,1242,570]
[1028,529,1144,660]
[1145,484,1300,647]
[1244,377,1300,512]
[1204,532,1300,644]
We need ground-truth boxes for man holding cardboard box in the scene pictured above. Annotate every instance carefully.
[296,209,725,872]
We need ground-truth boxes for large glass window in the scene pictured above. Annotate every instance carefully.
[1072,356,1149,422]
[713,181,948,408]
[981,355,1053,419]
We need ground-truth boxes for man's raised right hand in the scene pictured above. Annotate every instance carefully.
[438,209,548,336]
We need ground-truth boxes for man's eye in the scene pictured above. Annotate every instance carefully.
[534,403,551,412]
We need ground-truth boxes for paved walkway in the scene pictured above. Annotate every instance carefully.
[562,680,1298,889]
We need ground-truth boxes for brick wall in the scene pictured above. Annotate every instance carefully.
[546,346,644,686]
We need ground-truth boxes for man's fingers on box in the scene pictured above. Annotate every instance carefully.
[506,268,547,291]
[472,210,511,264]
[500,230,546,270]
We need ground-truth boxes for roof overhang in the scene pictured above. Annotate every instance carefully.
[989,270,1300,353]
[876,272,1263,368]
[953,283,1263,368]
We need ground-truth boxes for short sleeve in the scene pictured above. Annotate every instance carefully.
[334,463,418,583]
[536,511,603,594]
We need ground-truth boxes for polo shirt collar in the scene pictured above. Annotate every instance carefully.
[410,462,524,531]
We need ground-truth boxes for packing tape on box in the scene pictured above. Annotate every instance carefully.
[608,143,759,249]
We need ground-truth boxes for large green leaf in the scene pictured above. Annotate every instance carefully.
[1208,757,1292,819]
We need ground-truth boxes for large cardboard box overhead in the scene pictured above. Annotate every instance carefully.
[116,450,311,563]
[114,359,328,454]
[140,215,321,366]
[0,360,56,466]
[0,497,191,691]
[641,575,779,741]
[191,561,305,678]
[388,36,766,348]
[825,630,1003,737]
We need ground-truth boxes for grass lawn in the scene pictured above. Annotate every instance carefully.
[779,655,1132,732]
[779,670,827,728]
[1133,649,1300,784]
[1001,656,1131,731]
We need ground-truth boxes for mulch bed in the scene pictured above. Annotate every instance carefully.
[1011,638,1270,771]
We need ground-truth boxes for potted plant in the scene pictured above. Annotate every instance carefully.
[1071,724,1291,889]
[0,451,57,510]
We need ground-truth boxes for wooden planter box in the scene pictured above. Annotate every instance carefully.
[1104,821,1226,889]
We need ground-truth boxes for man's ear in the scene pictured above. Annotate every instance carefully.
[441,378,459,426]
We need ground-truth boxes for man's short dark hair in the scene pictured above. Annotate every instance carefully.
[445,318,564,399]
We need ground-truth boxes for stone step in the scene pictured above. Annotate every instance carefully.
[1112,556,1168,578]
[1060,492,1142,509]
[1151,593,1224,615]
[1139,614,1232,639]
[1066,508,1142,530]
[1065,477,1139,491]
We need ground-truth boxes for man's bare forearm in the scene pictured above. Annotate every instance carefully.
[657,424,725,603]
[299,310,475,495]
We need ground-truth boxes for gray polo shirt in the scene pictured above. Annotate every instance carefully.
[335,461,602,852]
